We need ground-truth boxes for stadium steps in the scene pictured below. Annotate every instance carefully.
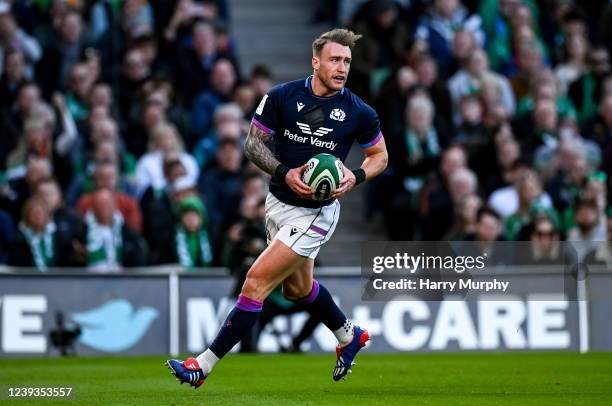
[230,0,330,82]
[229,0,387,265]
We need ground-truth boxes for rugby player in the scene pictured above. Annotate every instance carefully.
[167,28,388,388]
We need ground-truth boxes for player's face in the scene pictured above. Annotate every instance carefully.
[313,42,351,92]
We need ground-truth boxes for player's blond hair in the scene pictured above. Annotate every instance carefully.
[312,29,362,56]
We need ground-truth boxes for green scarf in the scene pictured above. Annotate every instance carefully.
[405,128,440,165]
[85,212,123,271]
[20,222,56,271]
[175,227,212,269]
[579,73,598,124]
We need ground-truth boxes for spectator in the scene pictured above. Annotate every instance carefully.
[35,177,86,266]
[0,82,41,166]
[64,62,94,121]
[462,206,508,264]
[0,49,27,107]
[8,196,71,270]
[447,29,477,77]
[420,145,469,240]
[545,145,590,217]
[193,116,245,169]
[524,216,564,265]
[233,83,257,118]
[455,94,487,149]
[174,195,213,269]
[76,162,142,232]
[121,0,154,41]
[394,94,441,197]
[585,207,612,267]
[568,45,610,124]
[555,34,589,96]
[140,154,188,265]
[176,20,239,103]
[199,137,243,263]
[140,79,191,147]
[510,40,546,101]
[448,48,515,125]
[515,70,577,123]
[443,194,482,240]
[375,66,418,149]
[249,64,273,101]
[0,5,41,79]
[412,55,453,132]
[6,115,52,170]
[135,122,199,193]
[118,48,151,117]
[567,198,606,261]
[36,11,88,98]
[125,99,168,158]
[191,58,238,141]
[348,0,410,99]
[479,0,540,72]
[1,156,51,221]
[415,0,484,77]
[504,171,558,240]
[67,139,137,206]
[83,189,146,272]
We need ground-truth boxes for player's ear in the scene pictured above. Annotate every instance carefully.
[312,55,319,71]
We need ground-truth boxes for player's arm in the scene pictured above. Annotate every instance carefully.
[359,137,389,180]
[332,137,388,199]
[244,123,313,198]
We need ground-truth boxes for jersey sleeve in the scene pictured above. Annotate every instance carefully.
[356,104,383,148]
[251,84,283,136]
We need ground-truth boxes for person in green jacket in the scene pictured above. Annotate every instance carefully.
[174,195,213,269]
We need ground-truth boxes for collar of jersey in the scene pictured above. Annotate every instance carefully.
[305,75,345,100]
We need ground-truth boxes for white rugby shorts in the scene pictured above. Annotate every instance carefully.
[265,193,340,258]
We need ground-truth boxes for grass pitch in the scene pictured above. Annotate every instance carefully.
[1,352,611,405]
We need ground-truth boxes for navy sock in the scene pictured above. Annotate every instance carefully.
[209,295,263,359]
[296,280,346,331]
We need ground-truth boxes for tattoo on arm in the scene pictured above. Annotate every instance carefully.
[244,124,280,175]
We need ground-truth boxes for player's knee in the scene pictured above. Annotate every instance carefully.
[282,280,310,301]
[241,269,272,301]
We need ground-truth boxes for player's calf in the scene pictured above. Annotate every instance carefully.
[284,278,371,380]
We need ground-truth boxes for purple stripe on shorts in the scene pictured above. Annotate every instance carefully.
[251,118,274,135]
[236,294,263,312]
[297,280,320,304]
[309,224,328,236]
[359,131,383,148]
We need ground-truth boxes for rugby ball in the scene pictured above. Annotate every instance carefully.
[302,153,344,200]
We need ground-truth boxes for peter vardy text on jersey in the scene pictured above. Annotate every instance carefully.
[283,129,338,150]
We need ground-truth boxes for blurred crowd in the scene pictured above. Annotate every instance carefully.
[0,0,271,271]
[344,0,612,265]
[1,0,612,272]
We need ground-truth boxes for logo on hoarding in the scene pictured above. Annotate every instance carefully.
[71,299,158,352]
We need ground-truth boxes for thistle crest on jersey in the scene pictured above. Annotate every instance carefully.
[302,153,344,201]
[330,108,346,121]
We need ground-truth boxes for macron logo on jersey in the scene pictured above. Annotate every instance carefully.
[256,94,268,116]
[296,122,333,137]
[297,102,305,112]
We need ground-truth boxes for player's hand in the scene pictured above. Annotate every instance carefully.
[285,164,313,199]
[332,166,356,199]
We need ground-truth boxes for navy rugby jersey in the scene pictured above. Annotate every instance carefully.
[251,76,383,208]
